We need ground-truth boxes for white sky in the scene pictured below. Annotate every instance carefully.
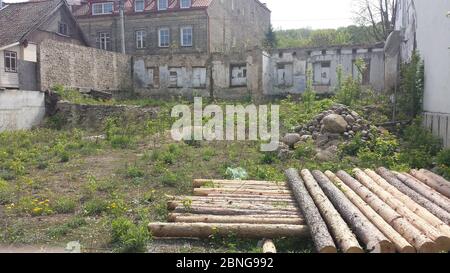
[264,0,355,30]
[5,0,357,30]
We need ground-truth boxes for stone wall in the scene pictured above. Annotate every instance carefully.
[38,40,132,92]
[56,101,158,129]
[0,90,46,132]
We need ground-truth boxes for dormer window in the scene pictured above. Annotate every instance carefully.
[135,0,145,12]
[180,0,191,9]
[92,2,114,15]
[157,0,168,11]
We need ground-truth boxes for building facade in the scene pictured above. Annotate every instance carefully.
[393,0,450,147]
[71,0,271,55]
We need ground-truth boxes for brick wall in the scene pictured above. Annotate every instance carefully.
[38,40,133,91]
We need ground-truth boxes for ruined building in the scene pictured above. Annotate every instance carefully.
[70,0,271,55]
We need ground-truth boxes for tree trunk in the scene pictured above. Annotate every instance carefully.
[262,239,277,253]
[193,188,291,196]
[414,169,450,198]
[378,168,450,224]
[148,222,309,239]
[172,206,301,216]
[411,170,450,198]
[168,214,304,225]
[285,169,337,253]
[325,171,415,253]
[301,170,363,253]
[336,170,436,253]
[312,170,395,253]
[354,169,450,252]
[394,172,450,213]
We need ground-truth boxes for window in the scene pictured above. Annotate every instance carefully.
[136,30,146,49]
[353,59,371,85]
[180,0,191,8]
[313,61,331,85]
[180,27,193,47]
[147,68,154,87]
[157,0,168,10]
[230,64,247,87]
[92,2,114,15]
[4,51,17,73]
[98,32,111,50]
[58,22,68,36]
[277,63,293,87]
[135,0,145,12]
[169,67,183,88]
[159,28,170,47]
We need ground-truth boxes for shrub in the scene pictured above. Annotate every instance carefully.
[436,149,450,180]
[260,152,277,164]
[160,171,178,187]
[126,165,145,179]
[83,198,108,216]
[111,217,151,253]
[53,197,77,214]
[294,140,316,159]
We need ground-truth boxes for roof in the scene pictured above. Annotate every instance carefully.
[0,0,66,48]
[275,42,386,52]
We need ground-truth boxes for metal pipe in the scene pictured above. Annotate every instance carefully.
[119,0,126,54]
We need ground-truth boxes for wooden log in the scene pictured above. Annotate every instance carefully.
[336,170,436,253]
[301,170,363,253]
[204,193,295,200]
[354,169,450,252]
[394,172,450,213]
[285,169,337,253]
[148,222,309,239]
[262,239,277,253]
[325,171,415,253]
[312,170,395,253]
[420,170,450,190]
[378,168,450,225]
[193,188,292,196]
[193,179,286,187]
[198,184,291,191]
[170,196,297,204]
[167,201,299,212]
[168,214,305,225]
[172,206,301,216]
[411,169,450,198]
[368,169,450,237]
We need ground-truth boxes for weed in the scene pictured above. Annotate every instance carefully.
[83,198,108,216]
[111,217,151,253]
[53,197,77,214]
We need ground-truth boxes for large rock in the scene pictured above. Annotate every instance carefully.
[282,133,301,148]
[322,114,348,133]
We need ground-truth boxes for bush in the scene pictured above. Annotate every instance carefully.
[437,149,450,180]
[294,141,316,159]
[111,217,151,253]
[126,165,145,179]
[83,198,108,216]
[53,197,77,214]
[160,171,179,187]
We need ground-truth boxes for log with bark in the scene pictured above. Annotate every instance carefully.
[148,222,309,239]
[336,170,436,253]
[312,170,395,253]
[393,172,450,213]
[325,171,415,253]
[377,168,450,225]
[354,169,450,252]
[285,169,337,253]
[410,169,450,198]
[168,213,305,225]
[301,170,363,253]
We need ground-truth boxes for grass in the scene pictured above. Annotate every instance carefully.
[0,94,446,253]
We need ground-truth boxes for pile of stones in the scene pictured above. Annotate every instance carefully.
[278,104,378,161]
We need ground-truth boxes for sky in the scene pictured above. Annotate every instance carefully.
[5,0,357,30]
[264,0,356,30]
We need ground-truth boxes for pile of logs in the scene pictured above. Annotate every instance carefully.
[285,168,450,253]
[149,179,309,253]
[148,169,450,253]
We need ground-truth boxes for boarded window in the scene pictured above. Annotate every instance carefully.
[313,61,331,85]
[353,59,371,85]
[192,67,207,88]
[147,68,154,87]
[230,64,247,87]
[276,63,293,87]
[169,67,183,88]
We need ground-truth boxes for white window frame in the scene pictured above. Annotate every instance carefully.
[136,30,146,49]
[158,28,170,47]
[4,51,17,73]
[92,2,114,15]
[99,32,111,50]
[157,0,168,11]
[180,26,193,47]
[180,0,191,9]
[135,0,145,12]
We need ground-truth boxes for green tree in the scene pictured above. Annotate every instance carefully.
[263,24,278,53]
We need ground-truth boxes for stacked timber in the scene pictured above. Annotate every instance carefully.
[149,178,308,251]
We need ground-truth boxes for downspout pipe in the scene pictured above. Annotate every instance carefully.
[119,0,126,54]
